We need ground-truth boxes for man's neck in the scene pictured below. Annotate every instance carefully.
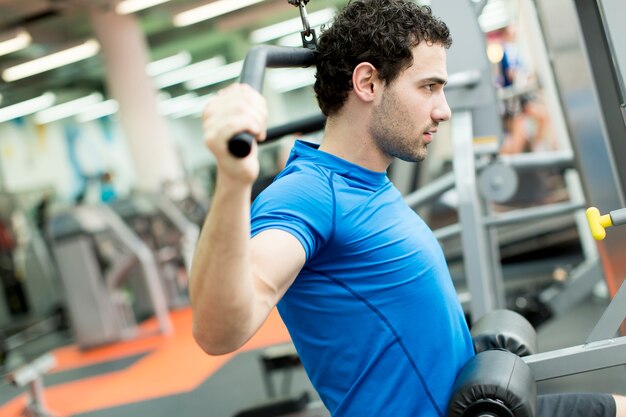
[318,111,392,173]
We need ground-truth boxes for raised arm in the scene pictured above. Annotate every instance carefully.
[190,84,305,355]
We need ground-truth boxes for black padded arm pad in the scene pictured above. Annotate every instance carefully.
[471,309,538,356]
[448,349,536,417]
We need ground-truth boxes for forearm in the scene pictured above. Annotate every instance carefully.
[189,176,256,354]
[190,83,271,354]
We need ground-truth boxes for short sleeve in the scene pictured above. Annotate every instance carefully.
[251,170,334,261]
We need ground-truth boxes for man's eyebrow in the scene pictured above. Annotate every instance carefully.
[422,77,448,86]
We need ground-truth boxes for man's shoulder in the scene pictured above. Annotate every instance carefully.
[273,163,334,194]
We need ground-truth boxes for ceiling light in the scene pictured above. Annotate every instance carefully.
[171,94,214,119]
[173,0,266,27]
[2,39,100,82]
[158,93,198,116]
[184,61,243,91]
[0,92,56,123]
[34,93,104,124]
[276,33,301,48]
[116,0,172,14]
[268,67,316,93]
[146,51,192,77]
[250,8,336,44]
[76,100,119,122]
[0,29,32,57]
[154,55,225,88]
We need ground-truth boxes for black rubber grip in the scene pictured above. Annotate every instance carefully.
[229,132,255,158]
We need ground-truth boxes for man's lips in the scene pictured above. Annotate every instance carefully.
[423,130,437,143]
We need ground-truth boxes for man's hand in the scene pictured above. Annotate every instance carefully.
[202,83,268,184]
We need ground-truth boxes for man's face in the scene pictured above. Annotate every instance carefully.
[368,42,451,162]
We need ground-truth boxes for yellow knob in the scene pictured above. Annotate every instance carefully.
[586,207,613,240]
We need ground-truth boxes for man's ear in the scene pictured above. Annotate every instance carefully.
[352,62,380,104]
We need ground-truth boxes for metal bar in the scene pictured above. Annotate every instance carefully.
[574,0,626,203]
[229,46,317,157]
[405,159,490,210]
[240,45,316,91]
[483,201,584,227]
[452,111,506,320]
[586,278,626,343]
[404,171,456,209]
[565,169,598,262]
[267,113,326,142]
[523,335,626,381]
[150,194,200,273]
[28,377,47,414]
[593,1,626,106]
[100,206,173,336]
[610,208,626,226]
[446,69,482,90]
[496,150,574,172]
[433,222,462,241]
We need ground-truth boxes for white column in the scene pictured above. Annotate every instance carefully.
[90,8,183,191]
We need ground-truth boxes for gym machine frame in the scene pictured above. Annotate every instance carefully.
[498,0,626,383]
[520,207,626,382]
[449,108,626,382]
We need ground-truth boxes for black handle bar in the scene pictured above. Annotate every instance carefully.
[227,45,317,158]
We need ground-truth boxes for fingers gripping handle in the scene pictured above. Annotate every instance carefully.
[586,207,626,240]
[227,46,317,158]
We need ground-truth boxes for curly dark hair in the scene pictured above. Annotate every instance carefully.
[314,0,452,117]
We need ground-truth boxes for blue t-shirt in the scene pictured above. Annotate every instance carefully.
[251,141,473,417]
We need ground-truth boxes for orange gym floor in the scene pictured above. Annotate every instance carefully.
[0,307,321,417]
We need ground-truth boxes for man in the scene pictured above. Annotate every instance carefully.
[191,1,625,416]
[498,23,551,155]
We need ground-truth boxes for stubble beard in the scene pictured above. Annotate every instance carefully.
[368,90,429,163]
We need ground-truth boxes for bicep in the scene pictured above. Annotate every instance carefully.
[251,229,306,317]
